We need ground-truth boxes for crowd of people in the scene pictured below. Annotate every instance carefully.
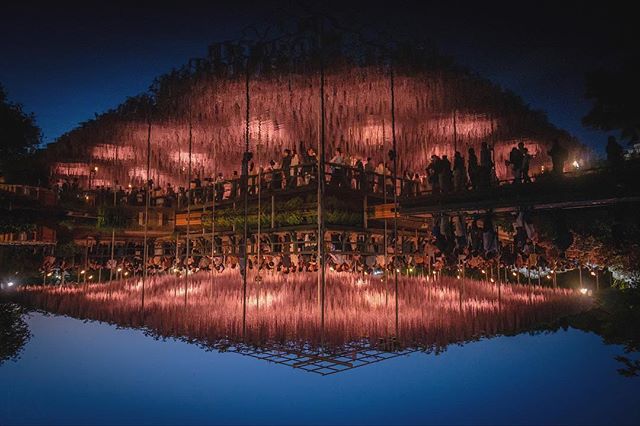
[55,139,575,209]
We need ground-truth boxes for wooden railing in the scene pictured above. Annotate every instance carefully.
[0,183,57,206]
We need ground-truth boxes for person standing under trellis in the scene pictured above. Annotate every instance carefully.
[439,155,453,194]
[355,159,365,192]
[290,148,300,187]
[548,139,568,176]
[519,143,532,183]
[453,151,466,192]
[215,173,224,201]
[467,147,479,190]
[330,147,345,188]
[305,147,317,185]
[508,146,523,184]
[427,155,441,194]
[365,157,375,192]
[281,149,292,189]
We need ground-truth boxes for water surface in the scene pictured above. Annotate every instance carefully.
[1,273,638,424]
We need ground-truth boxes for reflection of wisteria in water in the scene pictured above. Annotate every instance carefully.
[13,271,590,355]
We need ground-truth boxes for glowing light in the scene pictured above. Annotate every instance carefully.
[117,268,122,272]
[46,65,580,188]
[512,272,517,276]
[124,272,129,276]
[572,160,580,169]
[490,278,495,283]
[579,288,588,295]
[590,271,596,276]
[46,272,53,277]
[7,282,14,287]
[80,270,86,274]
[10,271,592,351]
[481,270,486,274]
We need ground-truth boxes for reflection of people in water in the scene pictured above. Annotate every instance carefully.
[0,303,31,364]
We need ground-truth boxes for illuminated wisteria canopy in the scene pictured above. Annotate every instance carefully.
[46,28,584,188]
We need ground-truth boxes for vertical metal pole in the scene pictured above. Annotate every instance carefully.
[383,118,388,286]
[242,52,250,337]
[185,120,192,306]
[84,236,89,285]
[110,145,119,283]
[257,140,262,281]
[390,61,399,337]
[317,21,326,330]
[143,119,151,312]
[211,136,217,281]
[453,108,458,154]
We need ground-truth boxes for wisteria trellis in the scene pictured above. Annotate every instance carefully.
[46,32,585,189]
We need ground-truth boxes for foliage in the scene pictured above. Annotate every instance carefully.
[0,303,31,365]
[97,206,130,228]
[566,288,640,377]
[201,195,362,229]
[55,241,83,260]
[0,246,44,279]
[583,58,640,143]
[0,84,43,183]
[535,207,640,283]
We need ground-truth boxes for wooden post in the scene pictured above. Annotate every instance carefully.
[579,266,583,289]
[363,196,368,229]
[537,266,541,287]
[271,195,275,229]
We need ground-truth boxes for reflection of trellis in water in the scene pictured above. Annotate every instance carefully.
[214,338,415,375]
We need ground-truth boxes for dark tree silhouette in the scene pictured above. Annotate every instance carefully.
[583,58,640,144]
[0,303,31,364]
[0,83,42,183]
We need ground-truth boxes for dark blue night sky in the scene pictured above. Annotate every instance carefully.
[0,1,634,153]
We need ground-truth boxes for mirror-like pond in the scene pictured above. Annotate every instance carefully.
[1,272,638,424]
